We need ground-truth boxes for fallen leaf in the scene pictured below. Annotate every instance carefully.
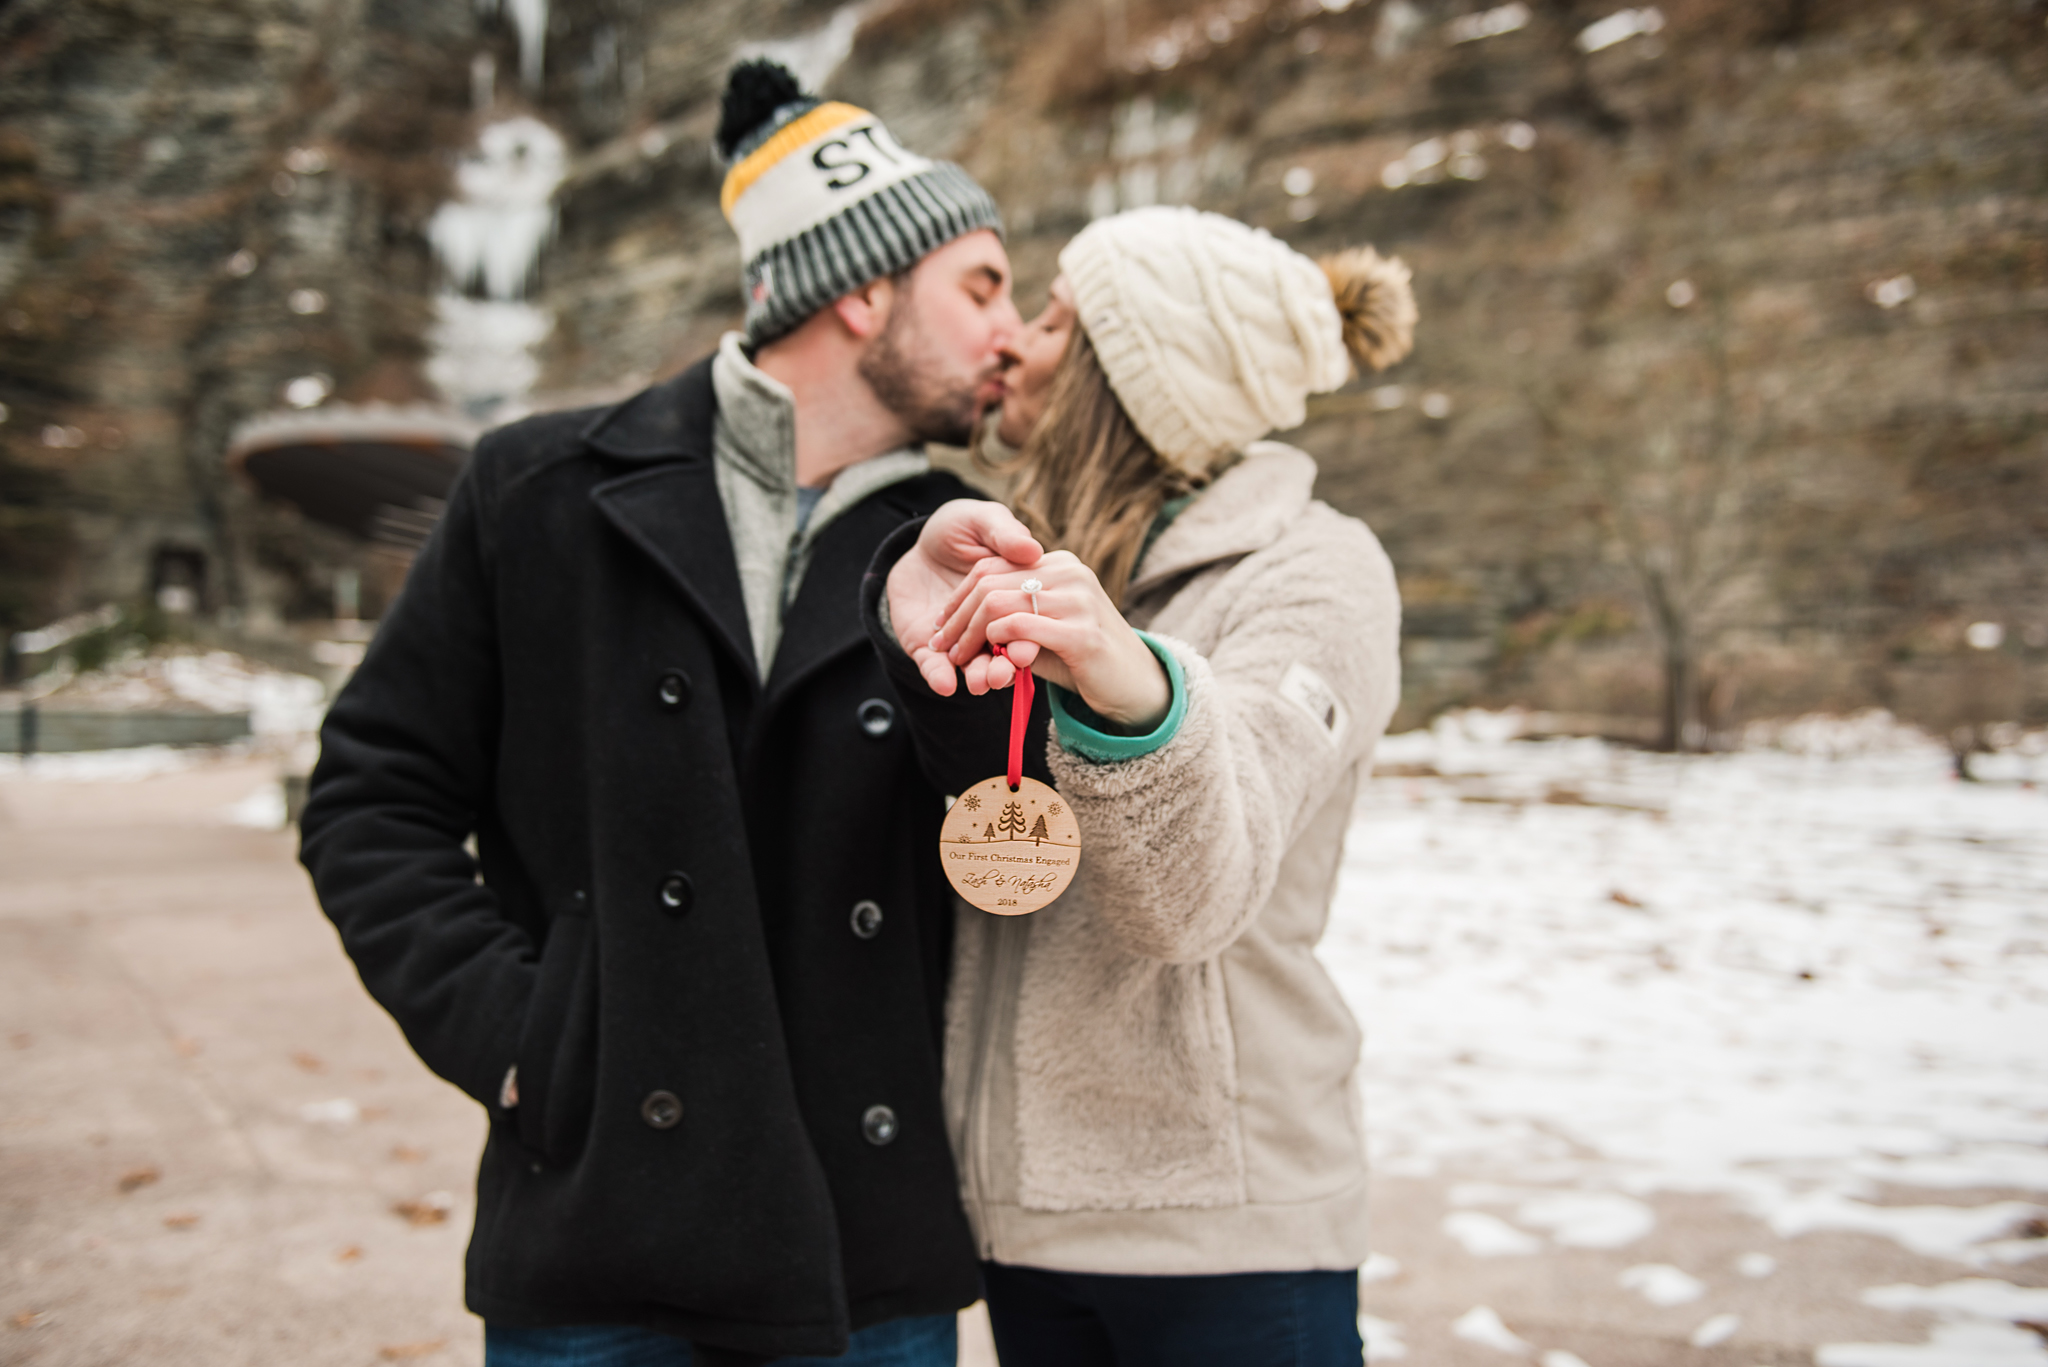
[290,1051,325,1073]
[391,1191,455,1227]
[390,1145,426,1164]
[1609,889,1644,908]
[118,1166,161,1193]
[162,1212,201,1230]
[2013,1216,2048,1240]
[378,1340,446,1360]
[11,1310,50,1329]
[336,1245,364,1263]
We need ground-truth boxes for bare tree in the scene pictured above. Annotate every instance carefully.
[1530,284,1772,751]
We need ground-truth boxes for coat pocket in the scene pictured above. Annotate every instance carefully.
[1015,936,1247,1212]
[514,911,599,1164]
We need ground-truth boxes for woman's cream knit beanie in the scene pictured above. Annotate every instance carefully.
[1058,206,1414,476]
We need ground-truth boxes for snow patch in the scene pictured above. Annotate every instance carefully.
[1817,1320,2048,1367]
[1766,1194,2047,1263]
[224,784,287,831]
[1452,1305,1533,1355]
[297,1098,361,1126]
[1618,1263,1705,1306]
[1450,1185,1654,1248]
[1443,1211,1542,1257]
[1358,1313,1409,1360]
[0,746,201,781]
[1689,1312,1740,1348]
[1517,1192,1655,1248]
[1862,1278,2048,1320]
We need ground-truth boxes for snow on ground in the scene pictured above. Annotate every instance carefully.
[1326,710,2048,1357]
[6,648,326,735]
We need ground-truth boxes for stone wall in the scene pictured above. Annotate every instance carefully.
[4,0,2043,732]
[0,0,477,636]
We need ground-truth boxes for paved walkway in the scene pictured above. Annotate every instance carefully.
[0,754,998,1366]
[4,751,2042,1366]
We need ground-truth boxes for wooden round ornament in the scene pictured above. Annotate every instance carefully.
[939,775,1081,915]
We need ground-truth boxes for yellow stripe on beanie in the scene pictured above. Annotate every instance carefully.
[720,101,869,218]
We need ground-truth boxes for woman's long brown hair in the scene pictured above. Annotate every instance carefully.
[979,330,1194,607]
[982,245,1415,606]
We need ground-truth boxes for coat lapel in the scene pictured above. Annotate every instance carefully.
[585,361,760,690]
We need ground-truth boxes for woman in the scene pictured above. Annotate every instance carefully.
[871,205,1415,1365]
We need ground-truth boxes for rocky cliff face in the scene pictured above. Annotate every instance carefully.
[0,0,483,637]
[3,0,2044,733]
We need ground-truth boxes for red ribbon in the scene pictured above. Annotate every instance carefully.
[991,643,1033,791]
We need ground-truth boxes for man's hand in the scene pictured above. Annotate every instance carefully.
[886,500,1043,696]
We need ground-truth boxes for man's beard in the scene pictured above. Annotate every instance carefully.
[857,293,986,447]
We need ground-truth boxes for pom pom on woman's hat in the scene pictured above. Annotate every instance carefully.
[1318,246,1417,377]
[714,59,1003,345]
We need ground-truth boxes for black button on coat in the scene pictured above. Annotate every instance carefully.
[297,358,984,1361]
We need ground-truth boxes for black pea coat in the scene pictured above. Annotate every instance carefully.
[298,357,993,1362]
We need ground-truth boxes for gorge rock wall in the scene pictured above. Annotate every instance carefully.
[3,0,2043,732]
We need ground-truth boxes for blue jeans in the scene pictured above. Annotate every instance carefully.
[483,1313,956,1367]
[981,1263,1362,1367]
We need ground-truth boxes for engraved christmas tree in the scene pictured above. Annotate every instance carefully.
[941,779,1079,851]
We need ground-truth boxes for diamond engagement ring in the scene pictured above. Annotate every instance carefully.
[1021,578,1043,615]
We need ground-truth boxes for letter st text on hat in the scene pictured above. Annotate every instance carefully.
[812,123,907,190]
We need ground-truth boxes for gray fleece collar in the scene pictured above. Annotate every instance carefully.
[1128,442,1318,596]
[711,331,798,493]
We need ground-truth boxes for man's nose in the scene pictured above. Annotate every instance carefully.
[990,298,1024,348]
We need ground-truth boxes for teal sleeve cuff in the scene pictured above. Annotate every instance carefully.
[1048,631,1187,763]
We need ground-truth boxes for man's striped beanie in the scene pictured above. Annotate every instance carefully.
[716,60,1004,345]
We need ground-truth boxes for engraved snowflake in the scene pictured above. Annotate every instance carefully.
[1047,802,1063,815]
[961,793,982,811]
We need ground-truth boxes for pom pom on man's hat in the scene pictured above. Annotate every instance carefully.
[714,59,1003,345]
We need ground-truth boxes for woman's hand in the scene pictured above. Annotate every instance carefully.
[886,500,1044,697]
[931,550,1172,731]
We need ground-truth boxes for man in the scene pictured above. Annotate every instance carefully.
[298,61,1019,1366]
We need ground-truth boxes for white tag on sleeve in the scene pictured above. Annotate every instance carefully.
[1278,660,1348,747]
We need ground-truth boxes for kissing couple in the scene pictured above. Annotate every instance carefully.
[301,57,1415,1367]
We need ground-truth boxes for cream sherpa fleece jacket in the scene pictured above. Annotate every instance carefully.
[944,441,1401,1274]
